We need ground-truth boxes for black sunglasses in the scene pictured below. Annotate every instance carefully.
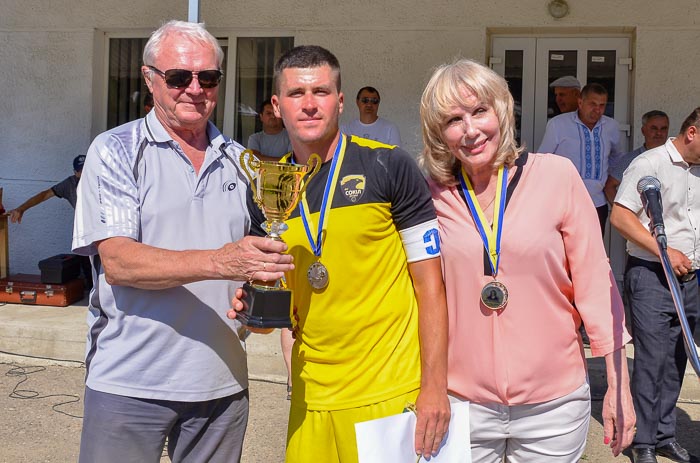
[147,65,223,89]
[359,97,380,104]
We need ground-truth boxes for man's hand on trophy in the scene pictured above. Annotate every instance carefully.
[212,236,294,282]
[227,286,275,334]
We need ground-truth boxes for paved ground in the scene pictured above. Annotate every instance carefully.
[0,355,289,463]
[0,296,699,462]
[0,350,698,463]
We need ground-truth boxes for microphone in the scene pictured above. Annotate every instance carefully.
[637,176,666,246]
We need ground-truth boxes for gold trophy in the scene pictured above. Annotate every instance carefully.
[238,149,321,328]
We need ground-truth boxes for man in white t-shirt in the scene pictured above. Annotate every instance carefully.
[342,86,401,146]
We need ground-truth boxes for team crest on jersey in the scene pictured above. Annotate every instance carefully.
[340,175,366,203]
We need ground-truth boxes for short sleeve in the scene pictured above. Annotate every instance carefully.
[51,177,73,199]
[614,155,654,214]
[72,134,141,256]
[383,148,436,231]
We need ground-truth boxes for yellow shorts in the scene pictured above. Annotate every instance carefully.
[285,389,419,463]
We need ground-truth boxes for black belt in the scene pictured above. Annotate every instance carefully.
[627,256,697,283]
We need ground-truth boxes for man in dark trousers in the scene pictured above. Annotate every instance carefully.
[611,107,700,463]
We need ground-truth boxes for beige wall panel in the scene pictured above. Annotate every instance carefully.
[631,28,700,144]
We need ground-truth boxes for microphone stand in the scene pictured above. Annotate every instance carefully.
[656,236,700,378]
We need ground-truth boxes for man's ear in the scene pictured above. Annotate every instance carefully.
[142,66,154,93]
[271,95,281,118]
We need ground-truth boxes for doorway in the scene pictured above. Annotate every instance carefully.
[490,36,632,281]
[490,36,631,153]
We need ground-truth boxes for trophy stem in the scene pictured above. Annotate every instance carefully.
[264,221,289,240]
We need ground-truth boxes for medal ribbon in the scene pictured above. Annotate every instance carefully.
[459,165,508,276]
[298,134,346,257]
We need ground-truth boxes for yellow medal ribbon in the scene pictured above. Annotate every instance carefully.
[298,135,347,255]
[459,165,507,274]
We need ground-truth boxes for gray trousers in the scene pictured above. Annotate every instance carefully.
[79,387,249,463]
[625,258,698,449]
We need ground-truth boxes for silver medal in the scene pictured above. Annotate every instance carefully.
[480,280,508,310]
[307,261,329,289]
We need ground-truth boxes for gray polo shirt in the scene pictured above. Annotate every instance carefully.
[73,111,251,401]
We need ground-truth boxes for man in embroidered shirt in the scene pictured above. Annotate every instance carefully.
[538,82,622,234]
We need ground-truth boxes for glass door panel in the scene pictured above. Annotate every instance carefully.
[587,50,617,117]
[505,50,524,144]
[490,38,536,151]
[546,50,577,119]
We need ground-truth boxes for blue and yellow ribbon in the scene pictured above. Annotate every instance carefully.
[459,165,508,276]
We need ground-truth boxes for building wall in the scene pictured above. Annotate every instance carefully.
[2,1,699,273]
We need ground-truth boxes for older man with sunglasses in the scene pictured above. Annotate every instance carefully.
[342,86,402,146]
[72,20,293,463]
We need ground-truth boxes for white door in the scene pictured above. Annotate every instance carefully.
[491,36,632,282]
[491,36,631,152]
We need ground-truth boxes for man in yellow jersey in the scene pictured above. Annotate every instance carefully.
[229,45,450,462]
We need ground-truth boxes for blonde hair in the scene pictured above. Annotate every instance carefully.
[419,59,523,186]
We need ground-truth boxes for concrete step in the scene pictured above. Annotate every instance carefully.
[0,295,288,383]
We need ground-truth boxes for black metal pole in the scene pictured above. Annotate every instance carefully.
[657,239,700,378]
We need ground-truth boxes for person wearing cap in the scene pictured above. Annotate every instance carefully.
[550,75,582,114]
[5,154,92,289]
[538,82,622,235]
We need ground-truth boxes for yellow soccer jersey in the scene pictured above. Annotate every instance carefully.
[248,135,438,410]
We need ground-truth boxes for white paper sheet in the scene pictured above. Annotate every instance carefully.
[355,401,471,463]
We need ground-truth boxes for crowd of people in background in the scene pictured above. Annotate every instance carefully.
[4,18,698,463]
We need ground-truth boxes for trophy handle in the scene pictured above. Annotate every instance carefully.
[299,153,322,196]
[239,149,261,190]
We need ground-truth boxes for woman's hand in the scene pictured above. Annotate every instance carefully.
[414,388,451,459]
[602,347,636,456]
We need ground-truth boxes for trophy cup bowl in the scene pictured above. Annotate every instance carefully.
[238,149,321,328]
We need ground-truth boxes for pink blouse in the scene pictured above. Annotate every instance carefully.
[430,153,631,405]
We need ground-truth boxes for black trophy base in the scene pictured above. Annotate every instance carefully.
[238,282,293,329]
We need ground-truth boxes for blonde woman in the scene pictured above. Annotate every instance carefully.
[419,59,635,462]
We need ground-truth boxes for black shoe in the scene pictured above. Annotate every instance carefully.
[632,448,658,463]
[656,442,690,463]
